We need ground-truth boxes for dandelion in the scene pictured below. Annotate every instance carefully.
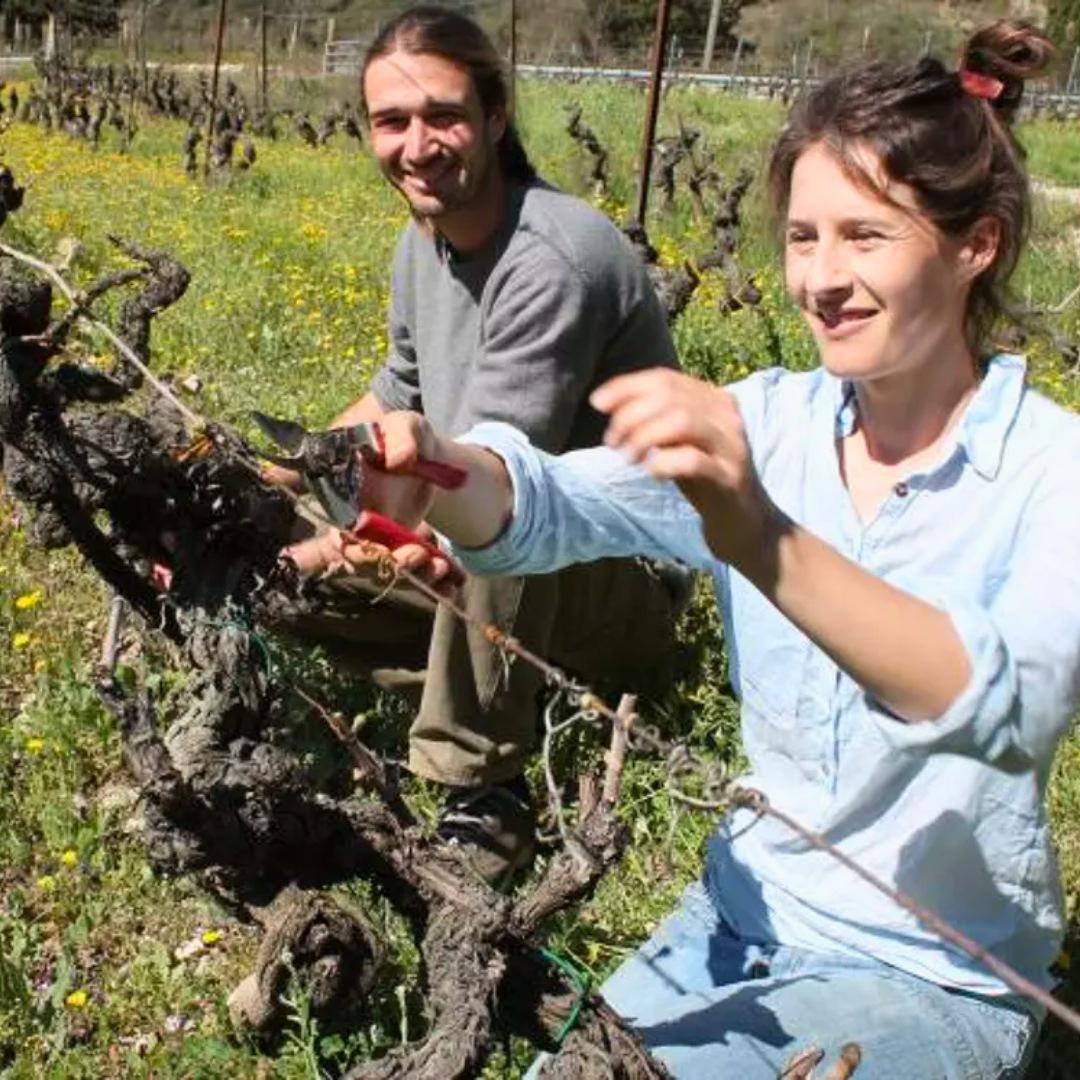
[65,989,89,1009]
[300,222,329,242]
[12,631,31,649]
[25,736,44,754]
[201,928,222,946]
[15,589,43,610]
[37,874,56,891]
[61,849,78,869]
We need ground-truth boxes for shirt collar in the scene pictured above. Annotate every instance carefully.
[434,181,528,266]
[954,353,1027,480]
[834,378,858,439]
[830,353,1027,481]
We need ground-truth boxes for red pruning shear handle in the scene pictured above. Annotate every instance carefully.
[352,510,465,587]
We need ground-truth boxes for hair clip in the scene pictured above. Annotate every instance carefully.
[959,69,1005,101]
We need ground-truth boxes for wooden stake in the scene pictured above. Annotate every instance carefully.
[1066,46,1080,96]
[204,0,228,179]
[509,0,517,112]
[99,595,127,675]
[139,0,149,94]
[703,0,722,71]
[635,0,673,225]
[259,0,268,112]
[602,694,636,806]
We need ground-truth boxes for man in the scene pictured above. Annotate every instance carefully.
[284,5,685,884]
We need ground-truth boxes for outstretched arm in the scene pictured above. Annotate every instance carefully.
[593,368,971,723]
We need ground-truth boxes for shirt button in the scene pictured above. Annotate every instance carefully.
[894,481,909,497]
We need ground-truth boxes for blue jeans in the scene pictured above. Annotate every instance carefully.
[528,881,1038,1079]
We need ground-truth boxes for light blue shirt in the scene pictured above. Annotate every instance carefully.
[451,354,1080,996]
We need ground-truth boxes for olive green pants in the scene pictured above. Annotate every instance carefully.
[275,557,681,787]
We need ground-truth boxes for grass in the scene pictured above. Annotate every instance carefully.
[0,77,1078,1077]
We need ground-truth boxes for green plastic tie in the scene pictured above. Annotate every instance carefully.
[540,947,591,1045]
[204,617,275,677]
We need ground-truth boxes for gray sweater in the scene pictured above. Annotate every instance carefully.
[370,180,678,454]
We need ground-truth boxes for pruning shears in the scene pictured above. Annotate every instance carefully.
[252,411,468,585]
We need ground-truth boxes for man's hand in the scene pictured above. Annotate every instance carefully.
[591,368,779,571]
[358,410,442,529]
[284,526,351,577]
[283,512,460,593]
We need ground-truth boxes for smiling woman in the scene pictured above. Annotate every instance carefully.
[770,21,1052,356]
[324,16,1080,1080]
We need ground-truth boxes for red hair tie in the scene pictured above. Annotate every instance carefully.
[959,69,1005,101]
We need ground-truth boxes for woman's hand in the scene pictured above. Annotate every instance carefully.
[591,368,779,570]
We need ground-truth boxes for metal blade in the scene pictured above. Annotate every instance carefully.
[251,410,308,454]
[341,422,382,457]
[310,475,360,528]
[260,450,306,469]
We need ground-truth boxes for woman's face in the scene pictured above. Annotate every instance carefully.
[785,142,975,385]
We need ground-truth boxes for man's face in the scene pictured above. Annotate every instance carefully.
[363,50,506,219]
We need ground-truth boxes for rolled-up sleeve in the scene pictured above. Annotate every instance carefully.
[449,421,717,576]
[872,466,1080,770]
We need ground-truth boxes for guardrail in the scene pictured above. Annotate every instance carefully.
[518,63,810,88]
[516,63,1080,112]
[0,55,35,73]
[318,46,1080,112]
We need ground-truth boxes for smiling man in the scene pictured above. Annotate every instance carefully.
[285,5,686,885]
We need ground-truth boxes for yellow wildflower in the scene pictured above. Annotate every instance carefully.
[25,737,44,754]
[37,874,56,891]
[61,849,78,869]
[15,590,43,610]
[201,928,222,946]
[12,632,31,649]
[65,989,89,1009]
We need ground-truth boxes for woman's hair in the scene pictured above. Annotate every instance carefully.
[767,20,1054,350]
[360,5,536,184]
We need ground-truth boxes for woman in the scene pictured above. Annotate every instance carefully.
[290,20,1080,1077]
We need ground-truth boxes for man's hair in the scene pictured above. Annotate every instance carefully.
[360,5,536,183]
[767,20,1053,351]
